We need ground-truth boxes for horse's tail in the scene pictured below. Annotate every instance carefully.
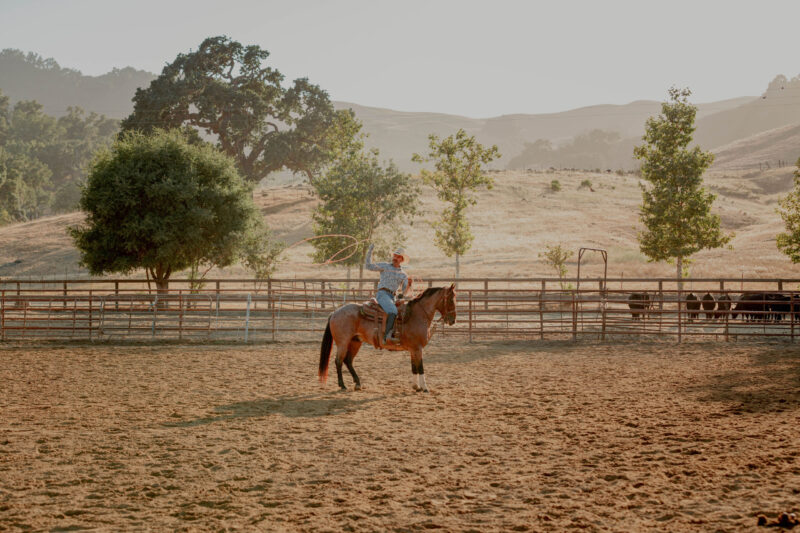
[319,317,333,383]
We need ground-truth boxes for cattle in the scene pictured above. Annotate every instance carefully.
[701,292,716,320]
[685,293,700,322]
[767,294,792,322]
[715,293,731,319]
[627,292,652,321]
[732,292,770,321]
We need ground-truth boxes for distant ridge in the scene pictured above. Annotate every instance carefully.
[1,47,781,172]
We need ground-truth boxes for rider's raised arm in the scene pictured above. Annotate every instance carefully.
[364,244,384,272]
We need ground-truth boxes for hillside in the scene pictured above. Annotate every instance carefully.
[695,76,800,151]
[0,48,759,173]
[710,122,800,172]
[1,169,795,282]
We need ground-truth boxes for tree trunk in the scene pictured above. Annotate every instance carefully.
[455,253,460,282]
[676,256,683,291]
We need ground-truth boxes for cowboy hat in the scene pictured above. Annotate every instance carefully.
[391,248,409,264]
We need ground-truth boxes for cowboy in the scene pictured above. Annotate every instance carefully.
[365,243,411,343]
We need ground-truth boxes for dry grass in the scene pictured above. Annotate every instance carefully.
[0,169,795,281]
[1,340,799,531]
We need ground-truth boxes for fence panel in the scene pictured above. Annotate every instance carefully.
[0,279,798,343]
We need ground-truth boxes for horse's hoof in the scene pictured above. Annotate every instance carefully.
[354,384,363,391]
[412,384,422,392]
[339,386,348,392]
[422,388,430,393]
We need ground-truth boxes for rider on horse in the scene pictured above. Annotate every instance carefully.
[365,243,411,343]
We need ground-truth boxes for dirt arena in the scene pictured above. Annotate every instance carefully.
[1,339,799,532]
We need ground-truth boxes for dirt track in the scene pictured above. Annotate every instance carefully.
[1,340,799,531]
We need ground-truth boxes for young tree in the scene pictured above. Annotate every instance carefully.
[634,87,731,289]
[121,36,339,184]
[776,157,800,263]
[539,244,574,289]
[312,139,419,284]
[240,217,286,291]
[412,129,500,279]
[69,129,259,295]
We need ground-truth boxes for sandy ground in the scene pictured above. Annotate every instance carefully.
[1,339,799,532]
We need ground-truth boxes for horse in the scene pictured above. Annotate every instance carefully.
[318,285,457,393]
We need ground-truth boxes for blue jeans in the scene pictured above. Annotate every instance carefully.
[376,290,397,315]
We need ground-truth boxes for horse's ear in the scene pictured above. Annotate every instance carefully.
[449,282,456,292]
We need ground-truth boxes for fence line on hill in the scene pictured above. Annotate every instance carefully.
[0,277,798,343]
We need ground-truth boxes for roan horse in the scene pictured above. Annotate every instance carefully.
[319,285,457,392]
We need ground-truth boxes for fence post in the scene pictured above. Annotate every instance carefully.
[151,294,158,337]
[88,290,93,342]
[1,290,4,341]
[484,280,489,311]
[539,280,545,340]
[724,297,730,342]
[601,290,606,341]
[115,281,119,311]
[677,288,682,344]
[572,290,577,342]
[179,291,184,341]
[216,281,221,315]
[468,291,473,343]
[778,280,783,292]
[791,294,795,343]
[244,293,251,343]
[62,281,67,309]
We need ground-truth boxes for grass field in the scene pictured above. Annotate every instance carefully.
[1,167,797,282]
[2,339,799,531]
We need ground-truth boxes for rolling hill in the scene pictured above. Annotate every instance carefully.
[1,48,769,173]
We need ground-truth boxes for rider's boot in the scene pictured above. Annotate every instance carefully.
[384,313,398,343]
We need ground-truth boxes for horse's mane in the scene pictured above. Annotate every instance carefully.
[404,287,443,317]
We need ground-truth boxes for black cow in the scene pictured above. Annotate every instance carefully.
[732,293,769,321]
[715,293,731,319]
[701,292,716,320]
[685,293,700,322]
[628,292,652,321]
[767,294,792,322]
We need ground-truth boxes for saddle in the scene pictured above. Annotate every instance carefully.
[360,298,408,349]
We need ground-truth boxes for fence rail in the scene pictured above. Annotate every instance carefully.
[0,278,798,343]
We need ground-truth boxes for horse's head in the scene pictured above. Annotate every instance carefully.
[438,283,457,325]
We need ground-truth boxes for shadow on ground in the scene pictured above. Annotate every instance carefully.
[687,347,800,413]
[163,392,395,427]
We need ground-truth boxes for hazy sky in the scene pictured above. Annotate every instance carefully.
[2,0,799,117]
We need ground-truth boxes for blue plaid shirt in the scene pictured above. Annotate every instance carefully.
[365,245,408,295]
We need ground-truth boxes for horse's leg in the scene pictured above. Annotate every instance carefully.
[335,341,348,391]
[345,338,363,391]
[410,348,428,393]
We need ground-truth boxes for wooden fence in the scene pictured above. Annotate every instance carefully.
[0,277,798,343]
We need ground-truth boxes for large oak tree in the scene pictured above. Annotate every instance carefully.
[70,129,258,294]
[121,36,340,184]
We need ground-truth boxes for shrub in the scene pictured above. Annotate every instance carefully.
[549,180,561,192]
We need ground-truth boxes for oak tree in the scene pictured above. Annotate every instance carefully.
[121,36,340,184]
[70,129,258,294]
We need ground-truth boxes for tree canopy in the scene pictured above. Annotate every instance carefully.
[0,90,116,223]
[776,157,800,263]
[634,87,731,285]
[69,129,259,291]
[412,129,500,279]
[311,115,419,279]
[121,36,342,184]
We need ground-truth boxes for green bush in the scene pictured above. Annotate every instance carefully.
[549,180,561,192]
